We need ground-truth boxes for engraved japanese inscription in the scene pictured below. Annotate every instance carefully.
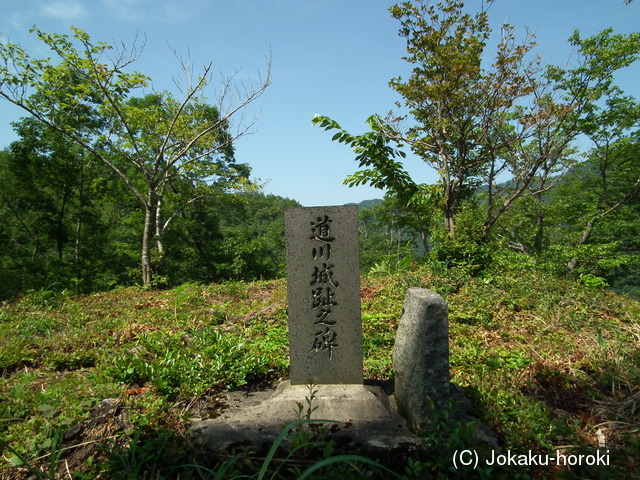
[285,205,363,385]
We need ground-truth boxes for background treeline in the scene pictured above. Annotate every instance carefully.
[0,4,639,301]
[359,175,640,300]
[1,118,639,300]
[0,121,300,299]
[1,116,639,300]
[311,1,640,300]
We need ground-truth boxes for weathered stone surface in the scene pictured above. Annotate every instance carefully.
[190,381,420,453]
[284,205,363,385]
[393,288,450,429]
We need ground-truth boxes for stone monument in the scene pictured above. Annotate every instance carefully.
[284,205,363,385]
[190,204,421,453]
[393,288,450,430]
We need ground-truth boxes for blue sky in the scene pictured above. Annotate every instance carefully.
[1,0,638,206]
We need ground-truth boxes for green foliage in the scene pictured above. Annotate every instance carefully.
[358,195,430,275]
[416,401,508,479]
[489,28,640,283]
[578,273,609,288]
[214,193,301,281]
[161,192,300,285]
[2,11,640,479]
[312,116,439,246]
[2,271,640,478]
[102,328,270,396]
[0,119,142,298]
[427,201,497,276]
[312,3,640,297]
[0,139,298,298]
[0,25,270,287]
[312,115,413,195]
[258,418,407,480]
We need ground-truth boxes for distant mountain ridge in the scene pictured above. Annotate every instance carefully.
[358,198,383,210]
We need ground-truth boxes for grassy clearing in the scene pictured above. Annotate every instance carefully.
[1,267,639,479]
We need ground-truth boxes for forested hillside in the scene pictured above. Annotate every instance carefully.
[313,1,640,299]
[1,1,639,300]
[1,1,639,477]
[1,265,639,479]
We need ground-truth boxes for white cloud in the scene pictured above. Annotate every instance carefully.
[98,0,206,24]
[101,0,147,22]
[40,0,87,22]
[9,12,29,30]
[161,1,199,23]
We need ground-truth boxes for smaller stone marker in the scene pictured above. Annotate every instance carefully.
[393,288,450,429]
[284,205,363,385]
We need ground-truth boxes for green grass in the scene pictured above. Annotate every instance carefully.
[1,268,639,478]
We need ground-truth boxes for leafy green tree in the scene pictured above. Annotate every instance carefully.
[315,0,562,240]
[0,123,90,296]
[0,27,270,287]
[153,191,300,284]
[4,119,93,260]
[0,119,146,297]
[486,28,640,268]
[1,122,300,297]
[312,114,441,248]
[215,193,301,280]
[548,30,640,273]
[358,195,425,273]
[491,29,640,281]
[314,1,640,251]
[547,135,640,279]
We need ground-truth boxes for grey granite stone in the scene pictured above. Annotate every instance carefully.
[393,288,450,429]
[190,381,420,453]
[284,205,363,385]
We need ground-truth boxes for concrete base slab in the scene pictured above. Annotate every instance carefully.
[190,381,421,454]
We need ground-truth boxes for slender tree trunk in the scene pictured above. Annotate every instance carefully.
[532,192,545,255]
[420,231,429,253]
[141,203,154,287]
[443,179,456,237]
[154,192,166,274]
[567,219,595,273]
[444,181,458,238]
[55,192,68,259]
[74,160,87,267]
[436,118,457,238]
[31,236,40,264]
[75,217,82,265]
[444,210,455,237]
